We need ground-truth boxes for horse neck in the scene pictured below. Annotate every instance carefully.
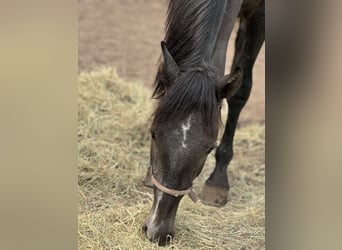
[165,0,242,74]
[211,0,243,74]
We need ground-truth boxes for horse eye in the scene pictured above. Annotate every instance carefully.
[150,128,156,139]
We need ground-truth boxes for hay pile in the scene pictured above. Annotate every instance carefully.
[78,68,265,249]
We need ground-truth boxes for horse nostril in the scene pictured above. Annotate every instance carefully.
[142,224,147,233]
[158,233,174,246]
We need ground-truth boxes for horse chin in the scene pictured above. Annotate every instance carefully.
[143,223,174,245]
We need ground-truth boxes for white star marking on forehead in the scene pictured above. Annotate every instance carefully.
[181,115,192,148]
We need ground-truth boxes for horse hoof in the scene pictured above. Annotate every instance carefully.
[199,184,229,207]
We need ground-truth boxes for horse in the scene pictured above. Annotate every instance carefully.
[142,0,265,245]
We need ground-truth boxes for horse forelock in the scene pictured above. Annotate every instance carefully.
[152,65,222,136]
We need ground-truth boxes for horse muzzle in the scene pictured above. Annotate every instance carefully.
[142,222,174,245]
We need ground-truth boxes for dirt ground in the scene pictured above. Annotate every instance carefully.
[79,0,265,124]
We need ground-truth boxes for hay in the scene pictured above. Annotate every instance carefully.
[78,68,265,249]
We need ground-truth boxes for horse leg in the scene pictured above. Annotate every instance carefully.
[199,5,265,207]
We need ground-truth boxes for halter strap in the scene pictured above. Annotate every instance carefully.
[151,175,198,203]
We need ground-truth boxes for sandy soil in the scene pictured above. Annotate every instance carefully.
[79,0,265,123]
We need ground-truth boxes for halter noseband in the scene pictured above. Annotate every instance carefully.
[151,175,198,203]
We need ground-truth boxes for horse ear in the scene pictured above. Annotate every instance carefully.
[219,67,243,99]
[161,41,180,83]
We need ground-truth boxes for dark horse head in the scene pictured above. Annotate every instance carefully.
[143,41,242,245]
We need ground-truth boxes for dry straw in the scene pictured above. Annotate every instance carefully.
[78,68,265,249]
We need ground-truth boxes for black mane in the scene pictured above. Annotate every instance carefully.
[165,0,226,68]
[152,0,227,134]
[152,65,223,135]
